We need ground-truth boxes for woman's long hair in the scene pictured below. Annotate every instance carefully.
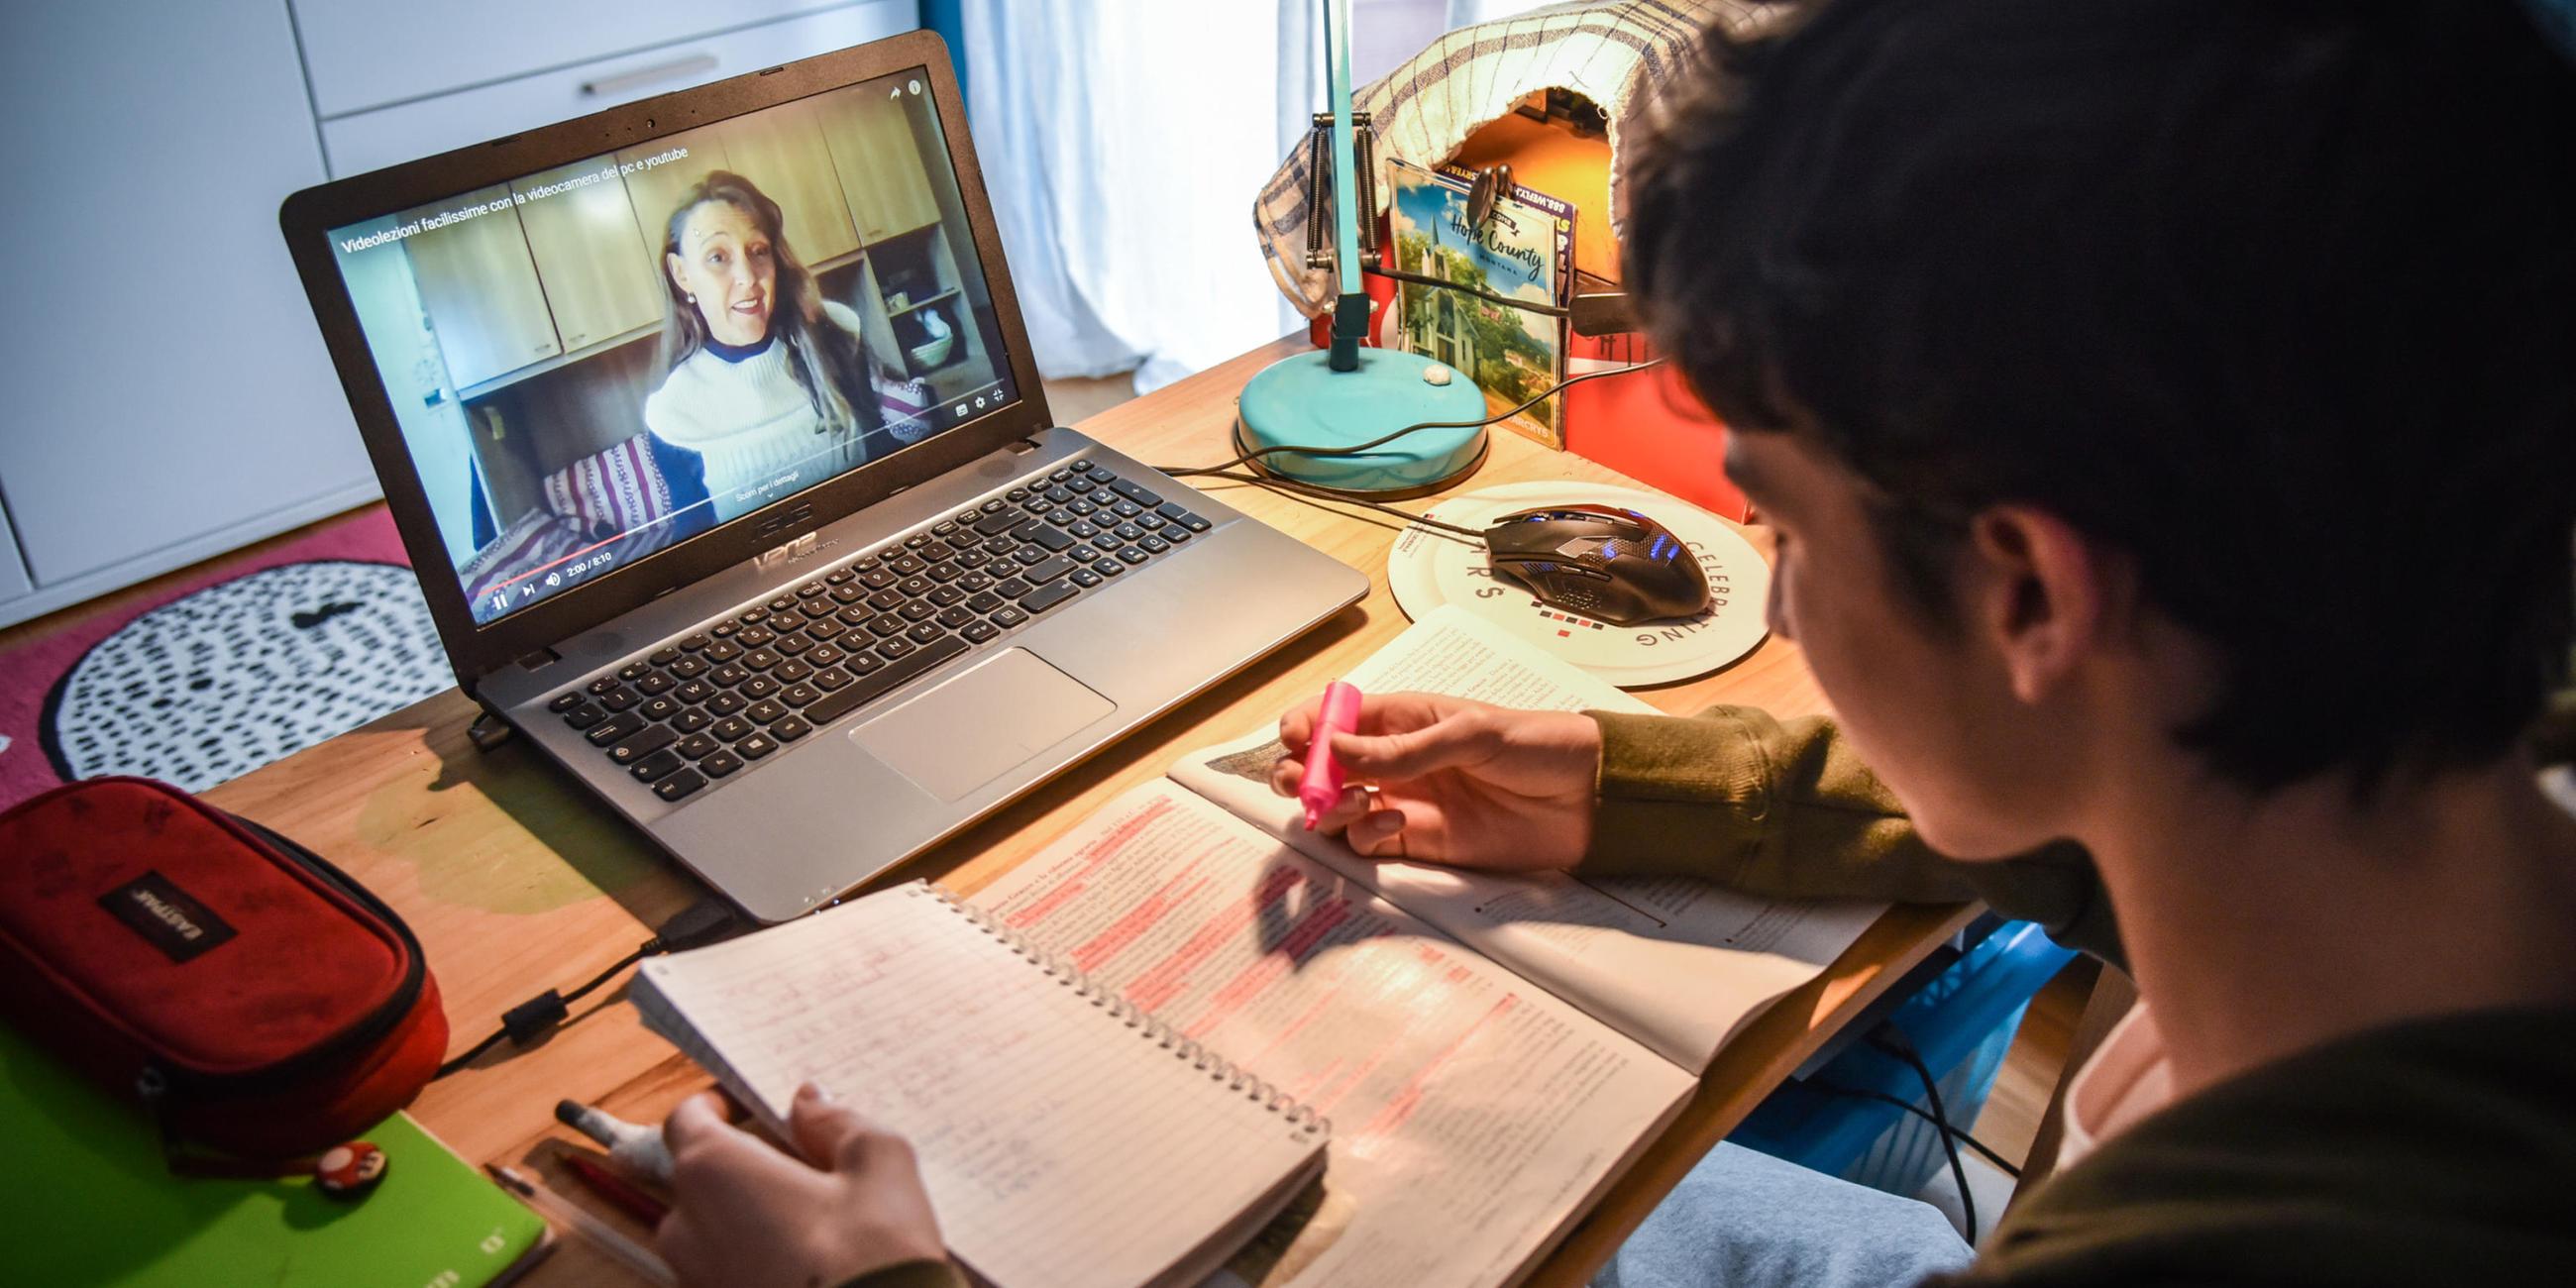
[657,170,882,439]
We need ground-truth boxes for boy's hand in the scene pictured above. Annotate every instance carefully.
[1271,692,1599,871]
[655,1084,946,1288]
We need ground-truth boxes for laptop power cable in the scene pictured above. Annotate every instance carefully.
[434,899,743,1080]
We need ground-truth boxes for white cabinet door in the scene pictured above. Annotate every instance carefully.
[292,0,854,121]
[315,2,916,178]
[0,1,375,590]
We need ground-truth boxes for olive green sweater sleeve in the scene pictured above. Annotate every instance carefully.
[836,1259,968,1288]
[1580,705,2126,972]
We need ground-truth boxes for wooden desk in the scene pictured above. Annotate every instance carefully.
[202,337,1971,1286]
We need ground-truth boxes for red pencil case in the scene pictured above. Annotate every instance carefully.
[0,777,447,1165]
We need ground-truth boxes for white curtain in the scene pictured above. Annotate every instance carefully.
[958,0,1553,393]
[1445,0,1554,24]
[961,2,1317,392]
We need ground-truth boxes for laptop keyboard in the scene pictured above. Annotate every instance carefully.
[542,460,1214,804]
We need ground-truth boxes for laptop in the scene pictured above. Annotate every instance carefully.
[280,31,1365,922]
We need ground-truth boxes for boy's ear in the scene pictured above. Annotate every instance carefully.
[1966,506,2123,703]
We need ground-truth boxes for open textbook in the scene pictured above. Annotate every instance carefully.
[969,606,1884,1288]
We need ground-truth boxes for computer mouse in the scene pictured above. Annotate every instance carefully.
[1482,504,1712,625]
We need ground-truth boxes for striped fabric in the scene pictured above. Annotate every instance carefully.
[458,510,585,618]
[457,431,685,620]
[543,432,674,541]
[1254,0,1787,316]
[459,372,937,619]
[879,375,935,444]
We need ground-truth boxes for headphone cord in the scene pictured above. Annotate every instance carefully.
[1804,1080,2025,1178]
[1362,261,1573,319]
[1177,470,1487,539]
[1870,1023,1986,1243]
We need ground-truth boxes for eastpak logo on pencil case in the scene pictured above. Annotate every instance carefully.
[100,871,239,963]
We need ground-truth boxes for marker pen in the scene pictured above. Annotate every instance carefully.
[1299,681,1364,830]
[556,1099,673,1184]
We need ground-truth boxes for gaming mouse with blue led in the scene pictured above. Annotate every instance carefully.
[1482,504,1712,625]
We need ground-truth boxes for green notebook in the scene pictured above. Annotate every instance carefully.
[0,1022,548,1287]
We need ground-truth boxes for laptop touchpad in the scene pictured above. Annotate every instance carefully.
[851,649,1115,802]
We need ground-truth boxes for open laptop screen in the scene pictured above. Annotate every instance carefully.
[324,67,1020,625]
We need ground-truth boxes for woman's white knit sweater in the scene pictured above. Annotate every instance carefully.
[644,301,908,522]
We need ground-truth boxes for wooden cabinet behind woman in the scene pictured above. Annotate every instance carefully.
[401,184,560,389]
[512,159,665,352]
[619,126,734,278]
[714,97,861,267]
[816,85,940,244]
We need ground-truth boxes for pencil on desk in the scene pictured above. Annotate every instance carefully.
[487,1162,678,1287]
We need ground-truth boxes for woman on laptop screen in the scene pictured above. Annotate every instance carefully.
[647,170,929,523]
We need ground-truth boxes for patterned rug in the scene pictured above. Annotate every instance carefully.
[0,508,454,811]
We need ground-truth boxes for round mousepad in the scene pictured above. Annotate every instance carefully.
[48,561,452,791]
[1389,481,1771,687]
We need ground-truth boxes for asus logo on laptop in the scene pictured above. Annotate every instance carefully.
[757,533,839,570]
[754,507,832,571]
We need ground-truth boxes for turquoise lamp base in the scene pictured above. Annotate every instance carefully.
[1234,347,1492,499]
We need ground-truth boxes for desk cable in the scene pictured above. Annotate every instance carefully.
[1802,1020,2022,1244]
[1362,260,1572,319]
[434,900,742,1080]
[1150,359,1666,540]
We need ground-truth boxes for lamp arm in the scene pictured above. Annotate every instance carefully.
[1324,0,1366,372]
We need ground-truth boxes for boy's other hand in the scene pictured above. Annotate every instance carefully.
[656,1084,946,1288]
[1272,692,1598,871]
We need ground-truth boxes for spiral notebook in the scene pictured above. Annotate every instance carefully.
[966,607,1887,1288]
[631,881,1331,1288]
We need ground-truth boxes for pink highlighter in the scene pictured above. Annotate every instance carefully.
[1299,681,1365,830]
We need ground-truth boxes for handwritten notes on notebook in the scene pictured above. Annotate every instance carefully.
[633,884,1325,1288]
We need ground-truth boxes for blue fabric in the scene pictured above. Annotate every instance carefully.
[647,432,713,539]
[1593,1144,1974,1288]
[700,333,775,364]
[922,0,969,113]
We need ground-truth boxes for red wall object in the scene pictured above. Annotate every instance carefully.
[1561,331,1747,522]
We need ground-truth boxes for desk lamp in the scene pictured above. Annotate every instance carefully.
[1233,0,1491,499]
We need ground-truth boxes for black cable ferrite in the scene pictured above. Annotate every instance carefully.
[500,991,570,1045]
